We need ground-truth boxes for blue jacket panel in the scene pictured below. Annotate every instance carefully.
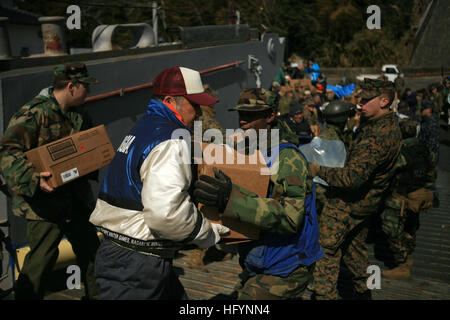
[98,99,189,211]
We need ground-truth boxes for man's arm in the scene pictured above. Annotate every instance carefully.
[222,148,309,235]
[140,139,223,248]
[317,135,384,190]
[0,108,41,197]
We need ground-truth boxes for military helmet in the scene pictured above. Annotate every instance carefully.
[323,100,356,124]
[289,100,304,115]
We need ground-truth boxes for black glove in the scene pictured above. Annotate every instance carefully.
[193,168,232,213]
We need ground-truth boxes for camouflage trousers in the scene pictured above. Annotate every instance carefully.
[310,201,370,300]
[236,264,314,300]
[381,207,420,265]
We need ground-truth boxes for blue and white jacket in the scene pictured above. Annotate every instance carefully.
[89,99,220,257]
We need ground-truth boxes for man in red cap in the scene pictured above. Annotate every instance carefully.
[89,66,230,300]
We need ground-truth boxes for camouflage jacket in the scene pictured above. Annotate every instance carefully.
[385,137,435,210]
[303,107,318,126]
[316,124,346,213]
[198,105,225,142]
[430,92,443,116]
[0,88,96,221]
[317,111,402,217]
[222,137,311,235]
[278,95,293,116]
[319,124,344,141]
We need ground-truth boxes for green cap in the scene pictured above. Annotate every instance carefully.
[53,62,98,84]
[229,88,273,112]
[357,78,394,100]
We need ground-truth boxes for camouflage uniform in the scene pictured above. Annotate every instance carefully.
[189,94,227,268]
[198,85,225,138]
[381,120,435,267]
[316,123,347,216]
[311,79,402,299]
[430,88,443,117]
[226,88,315,300]
[0,63,100,299]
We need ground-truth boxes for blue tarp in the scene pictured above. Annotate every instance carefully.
[326,83,355,99]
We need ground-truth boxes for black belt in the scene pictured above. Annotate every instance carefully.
[98,227,179,253]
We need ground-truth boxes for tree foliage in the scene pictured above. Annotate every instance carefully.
[13,0,430,67]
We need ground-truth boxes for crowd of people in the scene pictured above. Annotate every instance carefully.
[0,60,447,300]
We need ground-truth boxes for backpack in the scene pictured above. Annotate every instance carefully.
[243,143,323,278]
[396,138,432,195]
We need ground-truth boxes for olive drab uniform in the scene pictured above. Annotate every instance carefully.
[0,64,100,300]
[311,79,402,299]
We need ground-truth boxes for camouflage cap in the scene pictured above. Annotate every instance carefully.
[53,62,98,84]
[229,88,273,112]
[356,78,394,100]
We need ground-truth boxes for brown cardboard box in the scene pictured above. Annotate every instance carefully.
[25,125,115,188]
[280,78,316,96]
[195,142,270,242]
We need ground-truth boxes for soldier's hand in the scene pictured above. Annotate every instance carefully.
[39,172,54,193]
[309,163,321,177]
[193,167,232,213]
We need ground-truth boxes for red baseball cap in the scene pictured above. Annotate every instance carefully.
[152,66,219,106]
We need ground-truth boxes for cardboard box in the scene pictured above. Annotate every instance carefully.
[195,142,270,242]
[280,78,316,96]
[25,125,115,188]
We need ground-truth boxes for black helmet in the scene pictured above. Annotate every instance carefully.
[289,100,304,116]
[323,101,356,124]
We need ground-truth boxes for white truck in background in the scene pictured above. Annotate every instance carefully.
[357,64,403,82]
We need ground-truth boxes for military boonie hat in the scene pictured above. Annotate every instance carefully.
[229,88,272,112]
[53,62,98,84]
[357,78,394,100]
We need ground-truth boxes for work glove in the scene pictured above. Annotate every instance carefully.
[211,223,230,237]
[193,167,232,213]
[309,163,321,177]
[196,223,231,249]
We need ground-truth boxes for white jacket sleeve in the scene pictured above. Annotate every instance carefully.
[140,139,219,249]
